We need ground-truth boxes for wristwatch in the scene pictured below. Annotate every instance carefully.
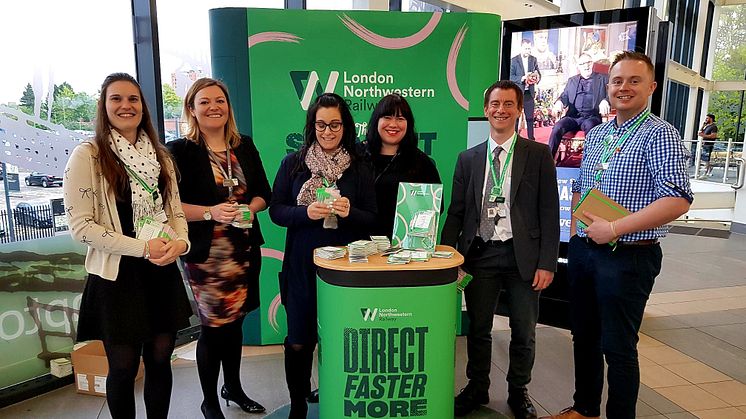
[203,207,212,221]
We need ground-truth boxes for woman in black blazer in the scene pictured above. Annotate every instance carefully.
[360,94,441,238]
[167,78,270,419]
[269,93,377,418]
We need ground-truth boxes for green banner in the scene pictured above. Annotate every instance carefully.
[317,277,456,418]
[210,8,501,344]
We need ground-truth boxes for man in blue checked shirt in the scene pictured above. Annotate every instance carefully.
[542,52,692,419]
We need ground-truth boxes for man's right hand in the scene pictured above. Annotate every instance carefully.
[552,101,565,118]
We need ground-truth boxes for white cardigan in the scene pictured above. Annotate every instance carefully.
[63,141,190,280]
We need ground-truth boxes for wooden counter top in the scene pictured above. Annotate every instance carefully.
[314,245,463,272]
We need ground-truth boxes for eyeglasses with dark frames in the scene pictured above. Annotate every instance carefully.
[315,121,343,132]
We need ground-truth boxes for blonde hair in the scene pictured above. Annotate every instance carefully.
[182,78,241,148]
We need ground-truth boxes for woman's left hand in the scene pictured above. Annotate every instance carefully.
[149,239,187,266]
[332,197,351,218]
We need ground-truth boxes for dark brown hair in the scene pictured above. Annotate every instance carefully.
[483,80,523,110]
[93,73,174,203]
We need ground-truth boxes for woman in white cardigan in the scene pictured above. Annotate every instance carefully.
[64,73,192,419]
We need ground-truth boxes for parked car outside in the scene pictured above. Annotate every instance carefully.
[15,202,54,228]
[25,172,63,188]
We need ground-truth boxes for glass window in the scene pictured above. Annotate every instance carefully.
[306,0,354,9]
[0,0,137,391]
[156,0,284,141]
[712,4,746,82]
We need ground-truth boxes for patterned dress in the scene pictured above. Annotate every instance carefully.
[185,150,256,327]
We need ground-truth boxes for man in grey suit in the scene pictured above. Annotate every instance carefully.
[442,80,560,419]
[510,39,541,141]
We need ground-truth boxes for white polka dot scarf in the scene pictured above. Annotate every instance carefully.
[108,128,164,232]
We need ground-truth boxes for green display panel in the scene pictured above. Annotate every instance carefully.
[317,276,457,418]
[0,236,87,389]
[210,8,501,344]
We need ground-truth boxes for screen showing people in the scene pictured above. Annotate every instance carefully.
[507,22,638,167]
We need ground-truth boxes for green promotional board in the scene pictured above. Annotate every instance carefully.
[317,277,457,418]
[210,8,501,344]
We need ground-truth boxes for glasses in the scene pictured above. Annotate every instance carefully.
[315,121,343,132]
[578,61,593,66]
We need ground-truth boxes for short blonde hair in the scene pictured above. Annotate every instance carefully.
[182,78,241,148]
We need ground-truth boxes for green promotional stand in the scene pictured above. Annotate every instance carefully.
[315,246,463,419]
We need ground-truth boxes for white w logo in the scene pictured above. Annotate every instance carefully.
[361,308,378,321]
[299,71,339,110]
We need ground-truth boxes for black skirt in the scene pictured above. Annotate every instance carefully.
[76,256,193,345]
[76,186,193,345]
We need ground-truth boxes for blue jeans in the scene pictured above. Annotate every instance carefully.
[567,235,662,419]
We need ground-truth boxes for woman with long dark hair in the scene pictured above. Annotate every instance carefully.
[167,78,270,419]
[64,73,192,419]
[362,94,441,237]
[269,93,377,418]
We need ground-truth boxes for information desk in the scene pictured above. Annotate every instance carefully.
[315,245,464,419]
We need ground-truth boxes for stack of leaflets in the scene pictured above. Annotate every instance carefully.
[387,249,412,265]
[432,250,454,258]
[136,216,176,240]
[348,240,378,263]
[370,236,391,252]
[315,246,346,260]
[410,251,431,262]
[347,240,378,257]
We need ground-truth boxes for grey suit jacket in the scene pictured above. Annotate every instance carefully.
[441,136,560,281]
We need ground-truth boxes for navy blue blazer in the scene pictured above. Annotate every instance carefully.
[509,54,541,98]
[269,152,377,300]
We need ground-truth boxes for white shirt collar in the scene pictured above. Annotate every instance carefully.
[488,132,515,155]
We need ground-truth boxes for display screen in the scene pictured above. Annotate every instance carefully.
[501,7,656,242]
[506,21,638,168]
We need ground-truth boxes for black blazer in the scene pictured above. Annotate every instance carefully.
[167,136,272,263]
[509,54,541,98]
[441,136,559,281]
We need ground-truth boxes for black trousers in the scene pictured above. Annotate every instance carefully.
[463,240,539,393]
[517,92,536,140]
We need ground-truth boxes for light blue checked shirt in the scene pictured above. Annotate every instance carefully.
[572,110,693,241]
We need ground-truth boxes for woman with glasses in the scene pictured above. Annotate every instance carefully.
[167,78,270,419]
[269,93,376,418]
[361,94,441,237]
[64,73,192,419]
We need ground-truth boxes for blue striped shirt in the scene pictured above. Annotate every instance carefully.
[572,110,693,241]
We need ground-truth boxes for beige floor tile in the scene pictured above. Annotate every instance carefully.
[644,305,673,317]
[656,302,705,316]
[639,354,657,367]
[657,385,729,411]
[700,381,746,406]
[665,362,732,384]
[639,333,666,348]
[242,344,284,357]
[640,364,690,388]
[692,407,746,418]
[639,345,697,365]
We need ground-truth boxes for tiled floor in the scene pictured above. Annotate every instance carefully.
[1,233,745,419]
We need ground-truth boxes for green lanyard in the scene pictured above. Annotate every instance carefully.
[488,133,517,197]
[124,165,159,203]
[593,110,650,184]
